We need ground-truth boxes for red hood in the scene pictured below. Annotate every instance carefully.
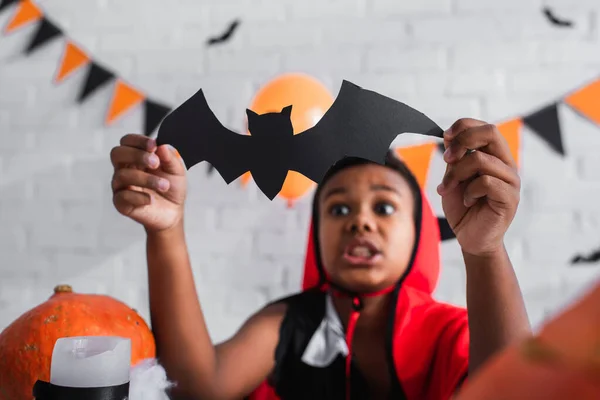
[249,186,468,400]
[301,188,441,295]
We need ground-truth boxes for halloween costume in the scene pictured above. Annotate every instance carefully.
[248,159,470,400]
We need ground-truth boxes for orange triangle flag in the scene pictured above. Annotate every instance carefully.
[4,0,43,34]
[564,78,600,126]
[496,118,522,168]
[240,171,251,186]
[55,42,90,83]
[106,80,145,125]
[394,142,437,188]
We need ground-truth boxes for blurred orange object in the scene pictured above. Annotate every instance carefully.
[455,280,600,400]
[241,73,334,207]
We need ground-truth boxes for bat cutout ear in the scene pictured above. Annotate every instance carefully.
[246,109,259,132]
[281,105,292,117]
[246,109,259,119]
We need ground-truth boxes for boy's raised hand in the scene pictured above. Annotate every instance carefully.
[110,134,188,233]
[437,118,520,257]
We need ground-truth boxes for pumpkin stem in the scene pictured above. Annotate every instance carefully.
[54,284,73,294]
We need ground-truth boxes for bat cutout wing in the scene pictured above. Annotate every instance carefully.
[155,88,253,184]
[287,80,443,185]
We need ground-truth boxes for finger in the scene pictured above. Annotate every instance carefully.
[439,150,520,194]
[113,190,152,215]
[110,145,161,170]
[445,120,516,169]
[111,168,170,193]
[156,144,186,176]
[120,134,157,152]
[443,118,487,151]
[462,175,519,208]
[447,124,515,168]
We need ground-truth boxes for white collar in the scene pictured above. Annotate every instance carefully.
[301,293,349,367]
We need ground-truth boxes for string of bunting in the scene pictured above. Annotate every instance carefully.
[3,0,600,165]
[0,0,240,175]
[228,65,600,209]
[2,0,599,155]
[0,0,175,135]
[390,72,600,242]
[385,72,599,240]
[3,0,600,246]
[230,68,600,241]
[484,75,600,158]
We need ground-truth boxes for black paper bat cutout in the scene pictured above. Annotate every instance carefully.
[207,19,240,45]
[542,7,573,28]
[155,80,443,200]
[571,245,600,265]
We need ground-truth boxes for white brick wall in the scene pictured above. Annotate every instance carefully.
[1,0,599,342]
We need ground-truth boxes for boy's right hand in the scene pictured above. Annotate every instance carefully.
[110,133,187,233]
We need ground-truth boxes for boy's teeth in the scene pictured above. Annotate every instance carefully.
[350,246,372,257]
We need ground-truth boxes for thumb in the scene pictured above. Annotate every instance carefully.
[156,145,186,175]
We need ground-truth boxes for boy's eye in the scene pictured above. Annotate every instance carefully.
[374,202,395,215]
[329,204,350,216]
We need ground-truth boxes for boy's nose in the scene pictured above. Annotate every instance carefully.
[348,214,375,233]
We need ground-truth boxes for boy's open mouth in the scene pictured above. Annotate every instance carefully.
[343,238,383,265]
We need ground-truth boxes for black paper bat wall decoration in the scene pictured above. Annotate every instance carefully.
[207,19,241,45]
[542,7,574,28]
[571,245,600,265]
[156,80,443,200]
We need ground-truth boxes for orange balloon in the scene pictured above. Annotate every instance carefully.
[241,73,334,206]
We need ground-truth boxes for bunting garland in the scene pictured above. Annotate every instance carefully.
[25,17,60,54]
[55,41,90,83]
[437,217,455,242]
[144,100,173,138]
[496,118,523,167]
[394,142,437,188]
[432,75,600,161]
[382,73,600,241]
[390,142,456,242]
[0,0,217,169]
[407,71,600,241]
[1,0,173,136]
[0,0,19,13]
[3,0,41,33]
[564,78,600,126]
[106,80,145,125]
[77,62,114,103]
[523,103,565,155]
[2,0,600,217]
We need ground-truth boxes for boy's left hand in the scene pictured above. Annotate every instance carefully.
[437,118,520,257]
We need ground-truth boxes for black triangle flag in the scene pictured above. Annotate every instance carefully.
[437,217,455,241]
[143,99,171,137]
[437,142,445,155]
[77,62,114,103]
[25,18,62,55]
[0,0,19,13]
[523,103,565,155]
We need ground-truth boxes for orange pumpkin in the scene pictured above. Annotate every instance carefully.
[0,284,156,400]
[455,280,600,400]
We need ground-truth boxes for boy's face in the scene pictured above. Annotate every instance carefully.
[317,163,416,293]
